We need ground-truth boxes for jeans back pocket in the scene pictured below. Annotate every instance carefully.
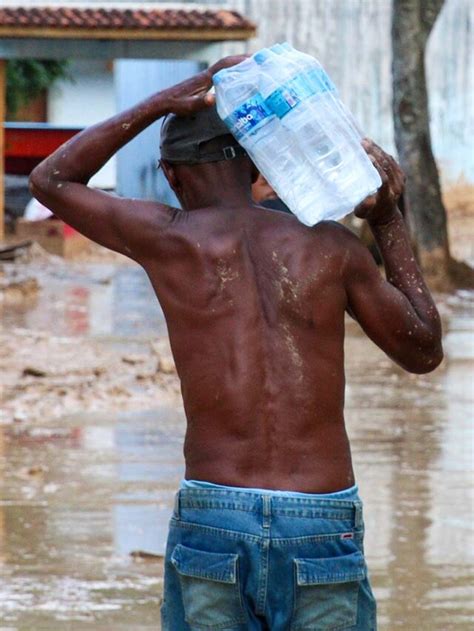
[292,550,366,630]
[171,544,246,629]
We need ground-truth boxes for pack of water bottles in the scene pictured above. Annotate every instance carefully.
[213,43,381,226]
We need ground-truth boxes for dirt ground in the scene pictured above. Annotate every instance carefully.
[0,242,182,426]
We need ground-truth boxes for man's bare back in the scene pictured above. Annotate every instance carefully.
[29,58,443,494]
[145,207,353,492]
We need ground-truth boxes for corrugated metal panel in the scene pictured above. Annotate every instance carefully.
[115,59,204,204]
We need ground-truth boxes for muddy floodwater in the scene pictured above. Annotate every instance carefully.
[0,259,473,630]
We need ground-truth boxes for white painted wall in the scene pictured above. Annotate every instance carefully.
[48,59,116,189]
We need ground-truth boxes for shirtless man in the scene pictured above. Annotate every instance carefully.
[30,57,443,630]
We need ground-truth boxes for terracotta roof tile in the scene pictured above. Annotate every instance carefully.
[0,4,255,33]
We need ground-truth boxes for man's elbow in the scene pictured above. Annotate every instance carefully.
[404,342,444,374]
[29,164,47,199]
[29,163,61,209]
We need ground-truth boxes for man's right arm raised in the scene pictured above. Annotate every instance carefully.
[29,56,246,262]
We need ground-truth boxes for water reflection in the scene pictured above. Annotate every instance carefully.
[1,264,166,339]
[0,408,183,629]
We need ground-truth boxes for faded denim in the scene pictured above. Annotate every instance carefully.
[161,481,377,630]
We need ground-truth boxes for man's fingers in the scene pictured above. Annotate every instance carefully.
[386,152,402,177]
[387,154,406,192]
[204,93,216,106]
[376,149,405,198]
[372,144,389,169]
[188,93,214,111]
[362,137,373,150]
[210,55,249,75]
[362,139,387,172]
[380,153,404,195]
[364,140,403,194]
[362,138,390,171]
[370,156,389,188]
[168,93,215,116]
[358,138,406,217]
[392,165,405,196]
[354,193,376,218]
[373,144,399,179]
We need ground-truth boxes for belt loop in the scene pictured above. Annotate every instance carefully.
[174,490,181,521]
[354,500,363,529]
[262,495,271,529]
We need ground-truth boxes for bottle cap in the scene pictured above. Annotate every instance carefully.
[270,44,284,54]
[254,49,271,64]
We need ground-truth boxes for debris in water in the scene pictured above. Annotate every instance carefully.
[130,550,164,561]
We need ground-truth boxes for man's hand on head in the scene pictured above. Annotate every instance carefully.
[354,139,406,226]
[208,55,250,77]
[161,70,215,117]
[162,55,249,117]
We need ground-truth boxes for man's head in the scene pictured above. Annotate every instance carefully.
[160,105,246,166]
[159,106,257,209]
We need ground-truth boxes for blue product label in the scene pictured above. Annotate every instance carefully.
[224,95,272,140]
[307,67,336,96]
[287,73,314,100]
[265,84,301,118]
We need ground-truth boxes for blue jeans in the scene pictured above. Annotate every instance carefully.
[161,481,377,630]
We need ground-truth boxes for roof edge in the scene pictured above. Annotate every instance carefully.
[0,2,224,9]
[0,25,256,41]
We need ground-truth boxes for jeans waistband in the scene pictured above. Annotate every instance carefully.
[174,480,363,527]
[180,479,359,500]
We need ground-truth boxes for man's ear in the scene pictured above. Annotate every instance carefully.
[161,160,180,195]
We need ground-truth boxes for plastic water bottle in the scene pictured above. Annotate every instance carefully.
[213,61,315,216]
[279,43,381,215]
[213,45,382,225]
[279,42,363,140]
[254,48,350,219]
[289,49,381,217]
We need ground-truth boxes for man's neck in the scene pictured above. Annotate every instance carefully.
[184,190,254,211]
[176,160,254,211]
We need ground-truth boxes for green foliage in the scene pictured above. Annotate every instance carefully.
[6,59,71,116]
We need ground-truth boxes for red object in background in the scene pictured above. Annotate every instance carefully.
[16,218,91,258]
[5,123,82,175]
[63,223,77,237]
[66,286,90,335]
